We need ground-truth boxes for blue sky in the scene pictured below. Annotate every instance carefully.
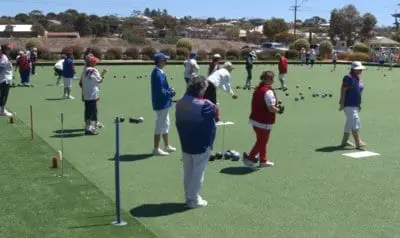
[2,0,399,26]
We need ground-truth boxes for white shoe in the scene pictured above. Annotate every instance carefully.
[186,197,208,209]
[259,161,274,168]
[68,95,75,100]
[243,158,258,170]
[164,145,176,153]
[152,148,169,156]
[96,121,104,128]
[0,109,12,117]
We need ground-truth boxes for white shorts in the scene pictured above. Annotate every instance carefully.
[154,108,170,134]
[279,74,286,80]
[63,77,73,88]
[344,107,360,133]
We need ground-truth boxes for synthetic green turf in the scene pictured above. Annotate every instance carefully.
[0,118,156,238]
[5,63,400,237]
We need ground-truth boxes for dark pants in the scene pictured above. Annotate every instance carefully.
[19,70,30,84]
[310,60,315,67]
[0,82,10,108]
[246,68,252,80]
[31,64,36,75]
[184,77,190,84]
[204,82,217,104]
[54,67,62,79]
[84,100,98,122]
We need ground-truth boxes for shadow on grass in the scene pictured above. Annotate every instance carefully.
[54,129,85,134]
[45,98,65,101]
[315,145,354,152]
[108,153,153,162]
[68,223,110,229]
[220,167,256,175]
[130,203,188,217]
[50,133,85,138]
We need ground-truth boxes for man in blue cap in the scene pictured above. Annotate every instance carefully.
[151,52,177,156]
[184,52,200,84]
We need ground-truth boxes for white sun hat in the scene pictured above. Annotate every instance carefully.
[213,54,221,59]
[351,61,366,70]
[223,61,234,69]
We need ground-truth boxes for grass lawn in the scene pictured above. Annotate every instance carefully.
[3,63,400,238]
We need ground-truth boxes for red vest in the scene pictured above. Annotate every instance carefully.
[249,83,276,124]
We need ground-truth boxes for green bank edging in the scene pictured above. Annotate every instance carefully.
[22,60,395,67]
[7,116,158,237]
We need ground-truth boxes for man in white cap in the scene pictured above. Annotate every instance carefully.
[244,51,256,90]
[339,61,367,149]
[205,61,238,121]
[208,54,221,76]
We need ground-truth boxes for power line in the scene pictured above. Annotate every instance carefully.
[290,0,307,36]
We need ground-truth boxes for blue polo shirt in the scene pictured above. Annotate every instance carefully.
[342,74,364,107]
[151,67,173,111]
[175,94,216,154]
[62,57,75,78]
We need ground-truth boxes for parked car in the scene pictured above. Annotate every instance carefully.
[256,42,289,53]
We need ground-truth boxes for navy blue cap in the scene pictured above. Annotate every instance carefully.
[154,52,170,63]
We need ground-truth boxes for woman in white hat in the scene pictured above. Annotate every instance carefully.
[339,61,367,149]
[208,54,221,76]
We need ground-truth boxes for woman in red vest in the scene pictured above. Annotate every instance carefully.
[243,71,284,170]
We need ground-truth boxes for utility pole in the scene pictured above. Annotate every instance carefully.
[290,0,300,37]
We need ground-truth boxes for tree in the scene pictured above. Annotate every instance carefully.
[206,17,216,25]
[227,27,240,41]
[360,13,377,41]
[319,40,333,57]
[263,18,288,41]
[303,16,327,27]
[74,14,92,36]
[31,22,45,36]
[46,12,57,19]
[162,9,168,16]
[14,13,30,23]
[91,20,110,37]
[329,5,362,46]
[144,8,151,17]
[246,31,264,44]
[29,10,44,19]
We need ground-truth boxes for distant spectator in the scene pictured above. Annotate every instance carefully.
[15,51,31,86]
[277,53,288,90]
[54,56,65,85]
[175,76,216,209]
[184,52,200,84]
[30,48,38,75]
[244,51,256,90]
[208,54,221,76]
[62,48,76,99]
[151,52,176,156]
[0,43,13,117]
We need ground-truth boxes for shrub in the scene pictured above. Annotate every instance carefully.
[348,52,369,62]
[105,47,123,60]
[196,49,208,61]
[319,40,333,59]
[121,30,148,44]
[176,47,189,58]
[176,38,193,52]
[61,45,84,59]
[124,47,139,59]
[37,47,56,60]
[293,39,310,51]
[256,52,274,60]
[353,43,370,54]
[159,36,181,45]
[141,46,156,60]
[226,49,240,60]
[285,49,299,60]
[176,55,187,60]
[10,48,21,60]
[338,52,349,60]
[25,38,43,49]
[211,48,226,59]
[160,47,177,60]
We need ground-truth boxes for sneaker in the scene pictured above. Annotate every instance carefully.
[96,122,104,129]
[68,95,75,100]
[153,148,169,156]
[164,145,176,153]
[186,197,208,209]
[259,161,275,168]
[356,141,367,150]
[243,157,258,170]
[0,109,12,117]
[341,141,355,147]
[85,130,98,135]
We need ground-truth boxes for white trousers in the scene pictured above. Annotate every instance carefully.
[154,108,170,134]
[344,107,360,133]
[63,77,73,88]
[182,148,211,202]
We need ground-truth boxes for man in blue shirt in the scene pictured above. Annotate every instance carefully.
[175,76,216,208]
[339,61,366,149]
[62,48,76,99]
[151,52,176,156]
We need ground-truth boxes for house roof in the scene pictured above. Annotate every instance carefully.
[45,32,80,37]
[133,15,154,22]
[0,24,32,32]
[369,36,400,46]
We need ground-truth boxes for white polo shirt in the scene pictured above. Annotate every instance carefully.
[82,67,102,101]
[54,59,64,70]
[0,54,13,84]
[207,68,234,95]
[249,90,276,130]
[184,58,199,78]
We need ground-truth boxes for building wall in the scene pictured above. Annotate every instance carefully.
[0,32,35,38]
